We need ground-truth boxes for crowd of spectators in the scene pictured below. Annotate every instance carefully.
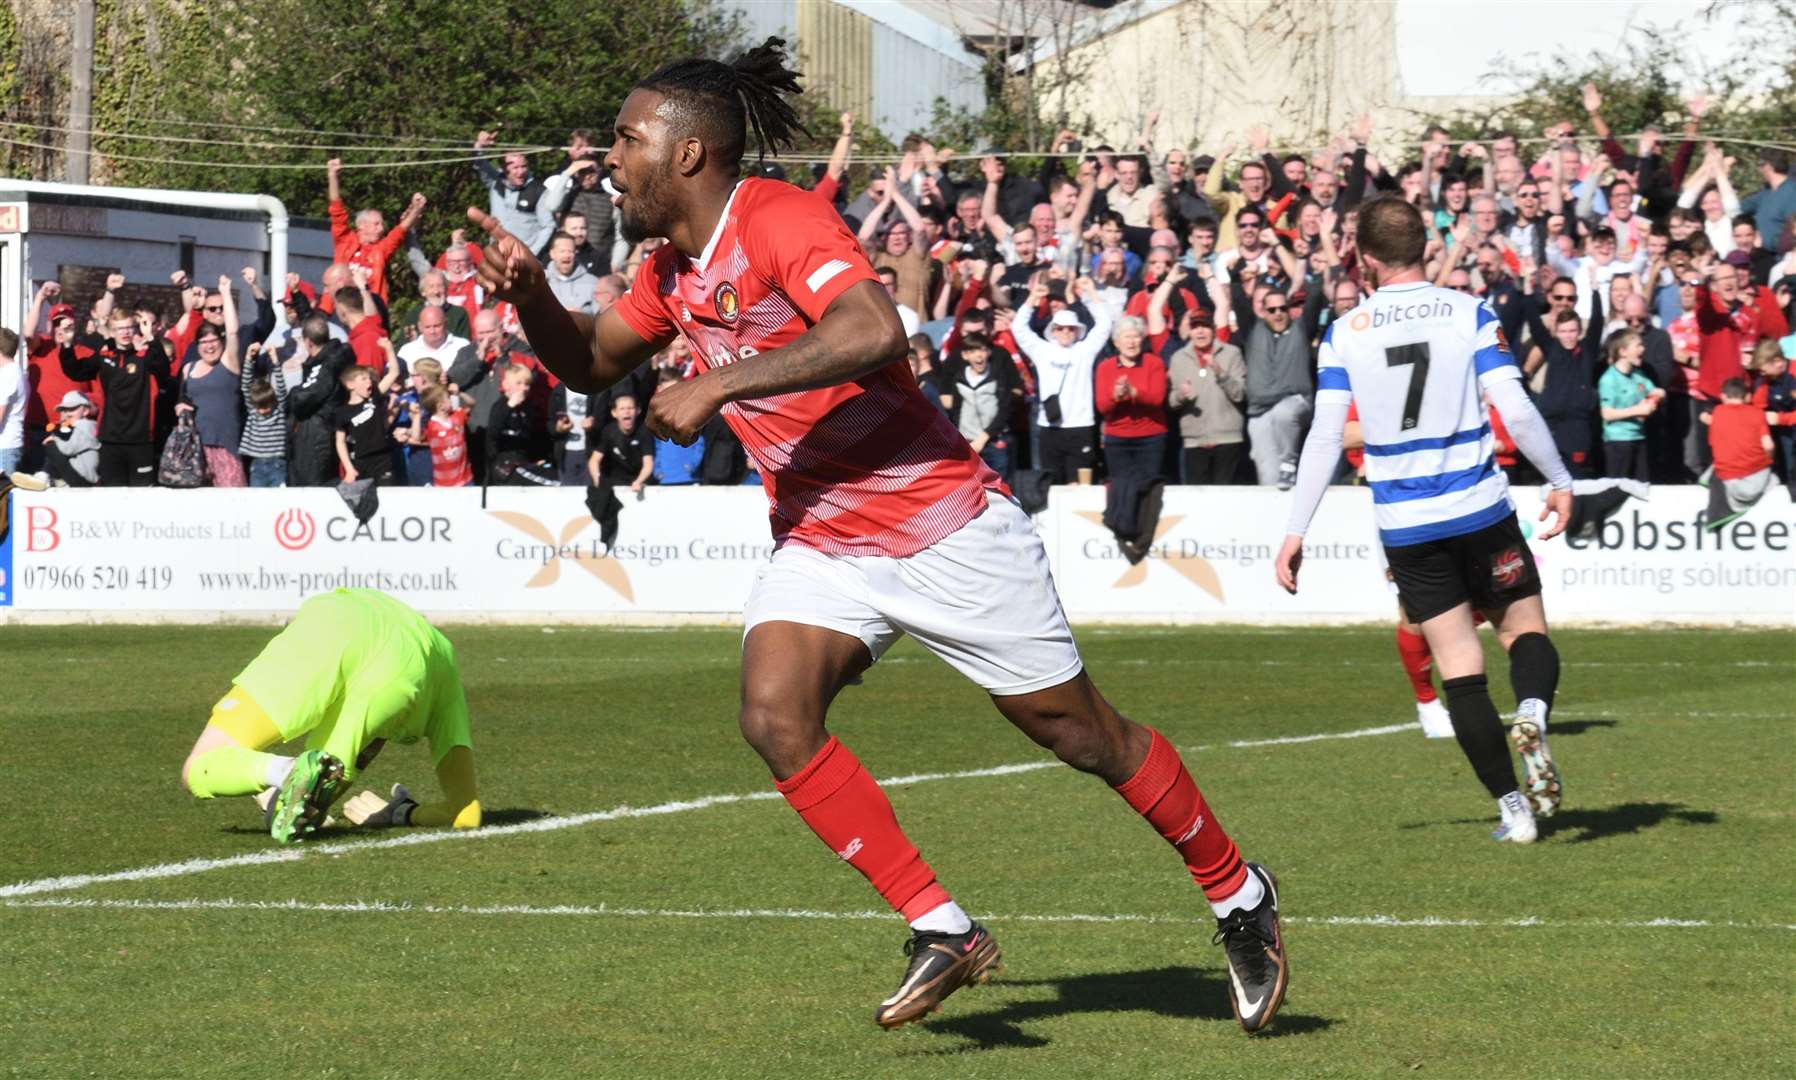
[6,89,1796,506]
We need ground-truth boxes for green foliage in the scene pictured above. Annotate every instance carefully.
[69,0,737,292]
[1416,4,1796,188]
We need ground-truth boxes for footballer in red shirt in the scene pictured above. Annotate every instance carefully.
[468,38,1285,1034]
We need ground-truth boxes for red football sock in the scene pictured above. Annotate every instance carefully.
[1112,729,1247,901]
[775,737,951,922]
[1396,625,1437,704]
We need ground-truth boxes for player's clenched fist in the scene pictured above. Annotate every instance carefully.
[646,373,727,446]
[466,207,545,303]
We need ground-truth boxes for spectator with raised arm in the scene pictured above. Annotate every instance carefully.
[859,168,931,315]
[21,284,97,471]
[1524,291,1606,477]
[1204,138,1277,250]
[1692,259,1791,451]
[59,303,175,486]
[239,341,290,488]
[1235,284,1319,488]
[335,267,388,371]
[174,275,248,487]
[536,136,606,256]
[1681,145,1743,256]
[327,159,424,303]
[1013,275,1114,484]
[472,130,551,250]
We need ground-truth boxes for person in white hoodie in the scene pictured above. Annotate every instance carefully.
[1011,275,1113,483]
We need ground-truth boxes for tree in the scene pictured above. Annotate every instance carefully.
[8,0,736,290]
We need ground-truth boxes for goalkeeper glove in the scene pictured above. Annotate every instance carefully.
[342,783,418,828]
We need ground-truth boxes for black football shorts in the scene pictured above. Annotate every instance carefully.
[1383,512,1542,624]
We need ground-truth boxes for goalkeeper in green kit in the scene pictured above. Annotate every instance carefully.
[180,588,482,843]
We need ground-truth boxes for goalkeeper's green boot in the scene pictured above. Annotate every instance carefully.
[270,751,345,844]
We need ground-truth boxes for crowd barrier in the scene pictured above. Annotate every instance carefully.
[2,485,1791,625]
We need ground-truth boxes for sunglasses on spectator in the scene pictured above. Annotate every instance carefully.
[1238,220,1262,229]
[1263,303,1289,312]
[1517,190,1539,198]
[203,305,224,312]
[1549,292,1576,302]
[1680,278,1702,286]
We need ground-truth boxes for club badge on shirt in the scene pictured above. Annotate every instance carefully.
[716,281,740,324]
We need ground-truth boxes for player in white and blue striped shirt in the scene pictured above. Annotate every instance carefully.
[1275,197,1574,844]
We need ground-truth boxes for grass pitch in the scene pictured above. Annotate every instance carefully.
[3,623,1792,1079]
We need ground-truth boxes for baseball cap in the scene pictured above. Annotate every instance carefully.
[58,390,94,410]
[47,302,76,324]
[1192,155,1215,172]
[1049,309,1084,329]
[1723,249,1752,268]
[1780,332,1796,360]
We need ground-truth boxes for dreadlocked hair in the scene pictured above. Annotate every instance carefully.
[635,36,808,172]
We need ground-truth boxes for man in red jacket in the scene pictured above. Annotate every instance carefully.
[1693,261,1789,445]
[327,158,427,303]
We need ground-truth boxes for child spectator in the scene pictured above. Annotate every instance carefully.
[1597,328,1663,481]
[1704,378,1775,529]
[486,364,557,486]
[40,390,100,486]
[939,331,1020,477]
[238,342,291,487]
[333,362,399,485]
[1750,335,1796,497]
[390,356,441,486]
[417,384,472,488]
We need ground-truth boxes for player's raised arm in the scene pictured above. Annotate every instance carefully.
[467,206,660,394]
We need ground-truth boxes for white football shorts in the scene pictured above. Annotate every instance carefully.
[743,490,1084,695]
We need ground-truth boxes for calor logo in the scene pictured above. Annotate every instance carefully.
[274,508,317,551]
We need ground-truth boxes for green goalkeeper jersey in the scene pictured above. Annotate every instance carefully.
[233,588,471,775]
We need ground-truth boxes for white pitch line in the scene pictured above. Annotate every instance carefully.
[2,722,1416,900]
[6,896,1792,933]
[0,721,1421,901]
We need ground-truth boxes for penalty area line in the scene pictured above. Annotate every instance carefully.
[5,896,1792,933]
[0,722,1414,900]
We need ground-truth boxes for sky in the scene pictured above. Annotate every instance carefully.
[1394,0,1756,97]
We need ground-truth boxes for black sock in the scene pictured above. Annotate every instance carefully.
[1442,674,1518,799]
[1508,632,1560,716]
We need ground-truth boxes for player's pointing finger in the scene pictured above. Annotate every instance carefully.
[466,206,506,238]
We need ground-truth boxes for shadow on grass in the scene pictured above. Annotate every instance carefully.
[909,965,1334,1052]
[221,806,550,837]
[1544,718,1617,736]
[1398,801,1718,843]
[1541,801,1718,843]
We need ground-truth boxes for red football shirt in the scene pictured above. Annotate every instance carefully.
[427,409,473,487]
[613,178,1001,557]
